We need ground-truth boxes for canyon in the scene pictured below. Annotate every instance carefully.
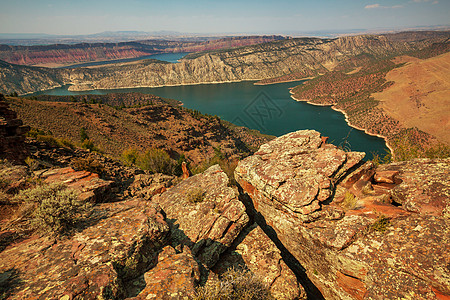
[0,31,448,96]
[1,96,448,298]
[0,36,284,67]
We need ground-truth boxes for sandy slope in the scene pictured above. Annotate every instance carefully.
[373,52,450,145]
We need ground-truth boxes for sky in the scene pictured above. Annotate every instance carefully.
[0,0,449,35]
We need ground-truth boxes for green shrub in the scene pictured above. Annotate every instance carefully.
[193,268,273,300]
[36,135,59,147]
[122,148,140,166]
[136,148,175,175]
[186,188,205,203]
[72,156,104,175]
[25,157,39,171]
[27,128,51,138]
[58,139,75,149]
[191,150,238,186]
[80,127,89,142]
[81,139,100,152]
[368,215,390,233]
[14,183,87,234]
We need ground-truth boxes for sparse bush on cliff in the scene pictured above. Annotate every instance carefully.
[368,215,390,233]
[193,267,273,300]
[342,191,357,210]
[80,127,89,142]
[81,139,101,152]
[371,151,392,166]
[121,148,177,175]
[137,148,176,175]
[14,183,88,235]
[72,156,104,175]
[186,188,205,203]
[121,148,140,166]
[27,128,74,149]
[191,147,238,186]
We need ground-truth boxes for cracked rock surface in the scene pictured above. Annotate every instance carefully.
[235,129,450,299]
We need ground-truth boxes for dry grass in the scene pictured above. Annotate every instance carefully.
[374,52,450,145]
[192,268,273,300]
[186,188,205,203]
[342,191,357,210]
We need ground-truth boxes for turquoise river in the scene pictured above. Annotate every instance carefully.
[34,79,389,160]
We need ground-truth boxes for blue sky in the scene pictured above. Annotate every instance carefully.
[0,0,448,35]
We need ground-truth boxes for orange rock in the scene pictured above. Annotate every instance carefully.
[181,161,190,179]
[336,271,367,300]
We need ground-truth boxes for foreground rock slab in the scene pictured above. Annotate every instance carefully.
[153,165,249,268]
[131,245,200,300]
[214,223,307,300]
[0,200,170,299]
[235,129,450,299]
[37,167,114,202]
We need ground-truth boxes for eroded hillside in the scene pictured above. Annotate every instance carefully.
[1,31,448,95]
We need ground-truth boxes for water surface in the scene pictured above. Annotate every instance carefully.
[34,80,389,159]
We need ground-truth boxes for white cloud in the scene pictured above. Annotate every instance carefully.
[365,4,380,9]
[365,3,404,9]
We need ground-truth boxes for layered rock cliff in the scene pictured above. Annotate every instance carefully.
[1,31,447,95]
[0,36,284,66]
[64,34,442,92]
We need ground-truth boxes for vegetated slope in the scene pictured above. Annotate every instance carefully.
[0,36,285,67]
[7,93,272,163]
[291,42,450,160]
[1,31,448,95]
[373,52,450,145]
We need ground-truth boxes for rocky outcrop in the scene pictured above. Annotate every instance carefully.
[0,94,29,163]
[130,245,200,299]
[0,200,170,299]
[214,223,307,300]
[153,165,249,268]
[235,129,450,299]
[36,167,114,202]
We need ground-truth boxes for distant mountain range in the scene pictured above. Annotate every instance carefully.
[1,25,449,45]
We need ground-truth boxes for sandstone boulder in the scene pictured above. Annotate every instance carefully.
[0,200,170,299]
[214,223,307,300]
[131,245,200,299]
[235,129,450,299]
[38,167,114,202]
[153,164,249,268]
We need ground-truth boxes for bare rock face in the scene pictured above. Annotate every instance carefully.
[235,129,450,299]
[0,200,170,299]
[214,223,307,300]
[37,167,114,202]
[153,164,249,268]
[375,158,450,217]
[125,173,176,199]
[0,94,29,163]
[131,245,200,300]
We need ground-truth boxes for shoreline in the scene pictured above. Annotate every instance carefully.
[254,77,314,86]
[66,75,313,92]
[289,90,394,156]
[66,78,265,92]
